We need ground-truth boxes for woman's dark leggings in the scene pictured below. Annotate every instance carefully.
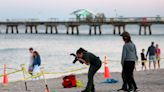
[121,68,128,89]
[85,63,101,92]
[123,61,137,90]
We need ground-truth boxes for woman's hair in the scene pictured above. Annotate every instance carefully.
[121,31,132,43]
[123,36,132,43]
[29,47,33,51]
[76,48,87,54]
[33,51,40,57]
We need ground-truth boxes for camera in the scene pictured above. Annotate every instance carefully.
[70,53,83,64]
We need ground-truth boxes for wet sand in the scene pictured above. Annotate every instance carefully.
[1,69,164,92]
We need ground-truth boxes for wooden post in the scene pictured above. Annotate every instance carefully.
[113,26,116,35]
[25,26,28,33]
[149,25,152,35]
[16,26,19,34]
[94,26,97,35]
[6,26,8,34]
[139,25,142,35]
[11,26,14,34]
[99,25,102,35]
[89,26,92,35]
[71,26,74,35]
[30,26,33,34]
[66,26,69,34]
[35,26,38,34]
[55,26,58,34]
[50,26,53,34]
[76,26,79,35]
[45,26,48,34]
[118,26,121,35]
[144,26,146,35]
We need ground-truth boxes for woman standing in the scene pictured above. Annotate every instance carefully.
[76,48,102,92]
[32,51,41,76]
[120,31,139,92]
[156,44,161,69]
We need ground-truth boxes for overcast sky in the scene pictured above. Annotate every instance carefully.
[0,0,164,20]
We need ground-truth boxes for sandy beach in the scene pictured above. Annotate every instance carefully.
[0,69,164,92]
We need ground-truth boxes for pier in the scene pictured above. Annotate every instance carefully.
[0,17,164,35]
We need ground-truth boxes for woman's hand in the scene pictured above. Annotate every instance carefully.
[78,58,89,65]
[85,62,89,65]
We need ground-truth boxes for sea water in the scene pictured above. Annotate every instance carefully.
[0,25,164,82]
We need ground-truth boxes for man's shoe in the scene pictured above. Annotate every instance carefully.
[117,88,128,91]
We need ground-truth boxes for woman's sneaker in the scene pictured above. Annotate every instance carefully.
[117,88,128,91]
[134,88,140,92]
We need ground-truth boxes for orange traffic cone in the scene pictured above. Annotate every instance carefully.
[44,88,50,92]
[3,64,8,85]
[104,56,112,79]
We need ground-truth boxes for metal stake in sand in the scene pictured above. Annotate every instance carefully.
[40,67,50,92]
[20,64,30,91]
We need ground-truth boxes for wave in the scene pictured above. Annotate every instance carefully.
[0,48,26,51]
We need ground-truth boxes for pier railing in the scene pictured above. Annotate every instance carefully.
[68,17,164,23]
[1,17,164,23]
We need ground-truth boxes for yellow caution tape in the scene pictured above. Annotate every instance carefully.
[0,70,22,77]
[22,73,43,80]
[22,67,87,80]
[0,63,87,81]
[44,67,87,75]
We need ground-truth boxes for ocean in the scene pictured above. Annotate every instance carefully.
[0,25,164,82]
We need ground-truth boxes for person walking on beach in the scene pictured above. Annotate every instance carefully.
[146,42,156,70]
[119,31,139,92]
[28,48,34,75]
[76,48,102,92]
[141,49,147,70]
[32,51,41,77]
[156,44,161,69]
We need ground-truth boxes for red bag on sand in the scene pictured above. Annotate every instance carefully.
[62,75,77,88]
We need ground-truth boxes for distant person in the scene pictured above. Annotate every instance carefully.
[28,48,34,75]
[32,51,41,76]
[156,44,161,69]
[141,49,147,70]
[76,48,102,92]
[146,42,156,69]
[119,31,139,92]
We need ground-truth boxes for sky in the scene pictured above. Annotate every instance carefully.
[0,0,164,20]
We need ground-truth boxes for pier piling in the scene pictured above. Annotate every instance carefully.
[139,24,152,35]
